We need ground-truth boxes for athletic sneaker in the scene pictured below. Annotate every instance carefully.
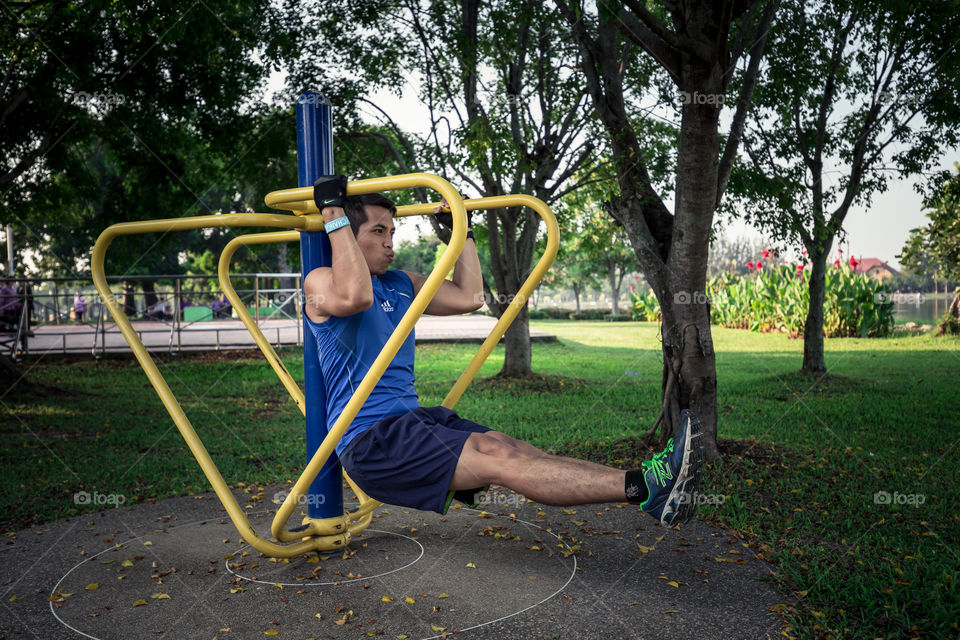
[639,409,704,526]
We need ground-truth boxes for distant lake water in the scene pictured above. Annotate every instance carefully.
[889,293,955,324]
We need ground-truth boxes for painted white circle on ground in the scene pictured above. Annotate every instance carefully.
[49,507,577,640]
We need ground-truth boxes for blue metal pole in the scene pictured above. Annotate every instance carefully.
[297,91,343,519]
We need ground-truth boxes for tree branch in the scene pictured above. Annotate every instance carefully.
[622,0,713,62]
[616,6,681,82]
[717,0,779,206]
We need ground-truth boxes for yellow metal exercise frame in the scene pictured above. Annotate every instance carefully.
[91,173,558,557]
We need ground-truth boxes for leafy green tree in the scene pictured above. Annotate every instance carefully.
[555,0,779,458]
[899,163,960,329]
[543,235,602,314]
[393,236,442,276]
[734,0,960,372]
[290,0,602,377]
[2,0,297,277]
[563,209,641,316]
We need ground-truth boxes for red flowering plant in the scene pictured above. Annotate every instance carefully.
[706,246,893,337]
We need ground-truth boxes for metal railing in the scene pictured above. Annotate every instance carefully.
[6,273,304,357]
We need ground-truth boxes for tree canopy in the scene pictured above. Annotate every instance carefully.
[731,0,960,371]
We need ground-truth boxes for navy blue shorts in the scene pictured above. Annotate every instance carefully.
[338,406,491,513]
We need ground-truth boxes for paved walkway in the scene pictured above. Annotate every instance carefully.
[17,316,556,356]
[1,486,786,640]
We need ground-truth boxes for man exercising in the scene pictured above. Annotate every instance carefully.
[303,176,703,525]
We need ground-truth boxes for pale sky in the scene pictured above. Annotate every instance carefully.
[285,78,956,270]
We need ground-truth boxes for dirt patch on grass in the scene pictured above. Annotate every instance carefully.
[554,436,801,471]
[761,370,868,398]
[717,438,800,465]
[471,373,589,394]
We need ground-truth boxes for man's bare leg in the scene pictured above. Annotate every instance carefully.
[484,430,633,475]
[452,431,626,505]
[452,411,704,525]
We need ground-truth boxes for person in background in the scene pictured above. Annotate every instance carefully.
[74,292,87,324]
[0,279,20,331]
[17,279,34,336]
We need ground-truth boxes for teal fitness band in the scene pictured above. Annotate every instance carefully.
[324,216,351,234]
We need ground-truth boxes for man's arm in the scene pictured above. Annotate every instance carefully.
[303,205,373,322]
[404,234,484,315]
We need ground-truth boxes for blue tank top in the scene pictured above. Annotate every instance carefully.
[304,270,420,455]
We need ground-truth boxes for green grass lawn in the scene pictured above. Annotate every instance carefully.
[3,322,959,639]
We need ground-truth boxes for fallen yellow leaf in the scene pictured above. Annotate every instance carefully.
[667,581,680,588]
[637,544,654,554]
[150,593,170,600]
[8,595,24,602]
[143,541,152,546]
[121,560,134,567]
[381,595,394,602]
[431,625,446,632]
[133,600,148,607]
[465,562,476,568]
[264,630,279,636]
[404,596,415,604]
[437,594,449,599]
[85,584,99,591]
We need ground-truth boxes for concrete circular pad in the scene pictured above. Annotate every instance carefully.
[49,505,576,639]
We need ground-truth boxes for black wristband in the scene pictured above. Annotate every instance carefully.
[466,230,475,240]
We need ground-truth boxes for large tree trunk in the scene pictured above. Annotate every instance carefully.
[499,304,531,377]
[608,264,620,315]
[141,279,159,312]
[556,0,775,461]
[802,254,828,373]
[122,281,136,317]
[656,61,724,462]
[485,207,537,378]
[573,282,581,313]
[658,301,719,459]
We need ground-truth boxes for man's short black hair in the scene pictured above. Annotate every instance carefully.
[341,193,397,236]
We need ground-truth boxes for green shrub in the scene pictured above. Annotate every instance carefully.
[528,307,575,320]
[629,289,661,322]
[628,264,894,337]
[568,309,607,320]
